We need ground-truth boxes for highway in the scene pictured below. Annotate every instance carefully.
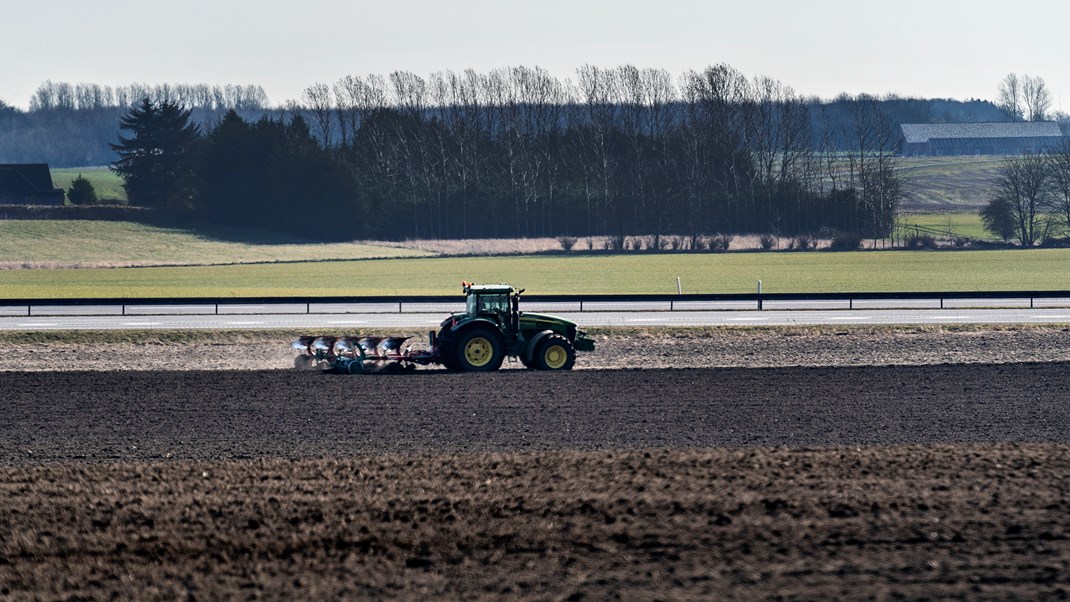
[2,299,1070,330]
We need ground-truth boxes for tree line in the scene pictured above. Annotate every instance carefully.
[107,64,927,241]
[28,81,269,112]
[16,65,1068,243]
[2,72,1031,170]
[0,83,270,167]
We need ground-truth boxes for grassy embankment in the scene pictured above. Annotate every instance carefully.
[0,220,429,268]
[2,248,1069,298]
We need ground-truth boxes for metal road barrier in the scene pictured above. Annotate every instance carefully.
[2,291,1070,317]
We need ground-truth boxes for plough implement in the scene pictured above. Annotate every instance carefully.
[291,335,431,373]
[292,282,595,373]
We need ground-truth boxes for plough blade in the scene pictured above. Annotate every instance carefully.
[291,334,432,373]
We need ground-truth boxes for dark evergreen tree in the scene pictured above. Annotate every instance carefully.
[193,111,365,239]
[110,99,200,208]
[67,174,98,205]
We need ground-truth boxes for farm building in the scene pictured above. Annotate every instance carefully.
[0,164,65,205]
[900,122,1065,157]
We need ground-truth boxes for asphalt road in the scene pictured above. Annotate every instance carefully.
[2,301,1070,330]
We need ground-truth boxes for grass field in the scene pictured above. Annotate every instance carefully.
[0,220,430,268]
[899,212,993,241]
[50,167,127,203]
[2,249,1069,298]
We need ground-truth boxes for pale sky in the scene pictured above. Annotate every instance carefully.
[3,0,1068,110]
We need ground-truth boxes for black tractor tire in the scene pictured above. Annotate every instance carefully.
[454,327,505,372]
[534,335,575,371]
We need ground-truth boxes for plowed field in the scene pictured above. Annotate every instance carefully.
[3,364,1070,599]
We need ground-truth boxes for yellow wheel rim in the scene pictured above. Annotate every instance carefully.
[464,337,493,367]
[544,344,567,369]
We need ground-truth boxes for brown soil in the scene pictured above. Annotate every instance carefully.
[2,446,1069,600]
[3,325,1070,372]
[2,364,1070,598]
[3,364,1070,461]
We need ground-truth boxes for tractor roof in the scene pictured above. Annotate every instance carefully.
[464,283,514,294]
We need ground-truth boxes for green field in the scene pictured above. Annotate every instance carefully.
[50,167,127,203]
[0,220,430,267]
[899,212,993,241]
[2,249,1069,298]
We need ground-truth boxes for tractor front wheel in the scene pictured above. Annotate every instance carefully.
[455,328,504,372]
[534,335,575,371]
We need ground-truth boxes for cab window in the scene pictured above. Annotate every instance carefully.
[471,294,508,316]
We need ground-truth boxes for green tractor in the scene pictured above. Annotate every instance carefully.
[291,282,595,372]
[434,282,595,371]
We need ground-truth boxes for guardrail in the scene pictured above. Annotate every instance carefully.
[1,290,1069,316]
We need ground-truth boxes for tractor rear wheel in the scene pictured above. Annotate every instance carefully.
[534,335,575,371]
[454,328,504,371]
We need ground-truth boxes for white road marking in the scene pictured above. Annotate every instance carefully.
[122,322,161,326]
[17,323,58,327]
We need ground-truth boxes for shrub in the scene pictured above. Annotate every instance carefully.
[557,236,578,252]
[710,233,732,252]
[759,234,777,250]
[904,234,938,250]
[828,232,863,251]
[791,234,816,250]
[67,175,99,206]
[1039,236,1070,249]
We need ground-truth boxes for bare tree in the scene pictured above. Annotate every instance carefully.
[1022,75,1052,121]
[575,65,621,236]
[302,83,334,148]
[1048,140,1070,234]
[993,154,1054,246]
[997,73,1024,121]
[843,95,904,239]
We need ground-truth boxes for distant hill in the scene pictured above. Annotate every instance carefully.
[897,157,1004,210]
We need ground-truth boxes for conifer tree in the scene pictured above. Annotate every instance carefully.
[67,174,98,205]
[110,99,200,208]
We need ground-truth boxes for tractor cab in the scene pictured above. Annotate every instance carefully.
[462,282,522,333]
